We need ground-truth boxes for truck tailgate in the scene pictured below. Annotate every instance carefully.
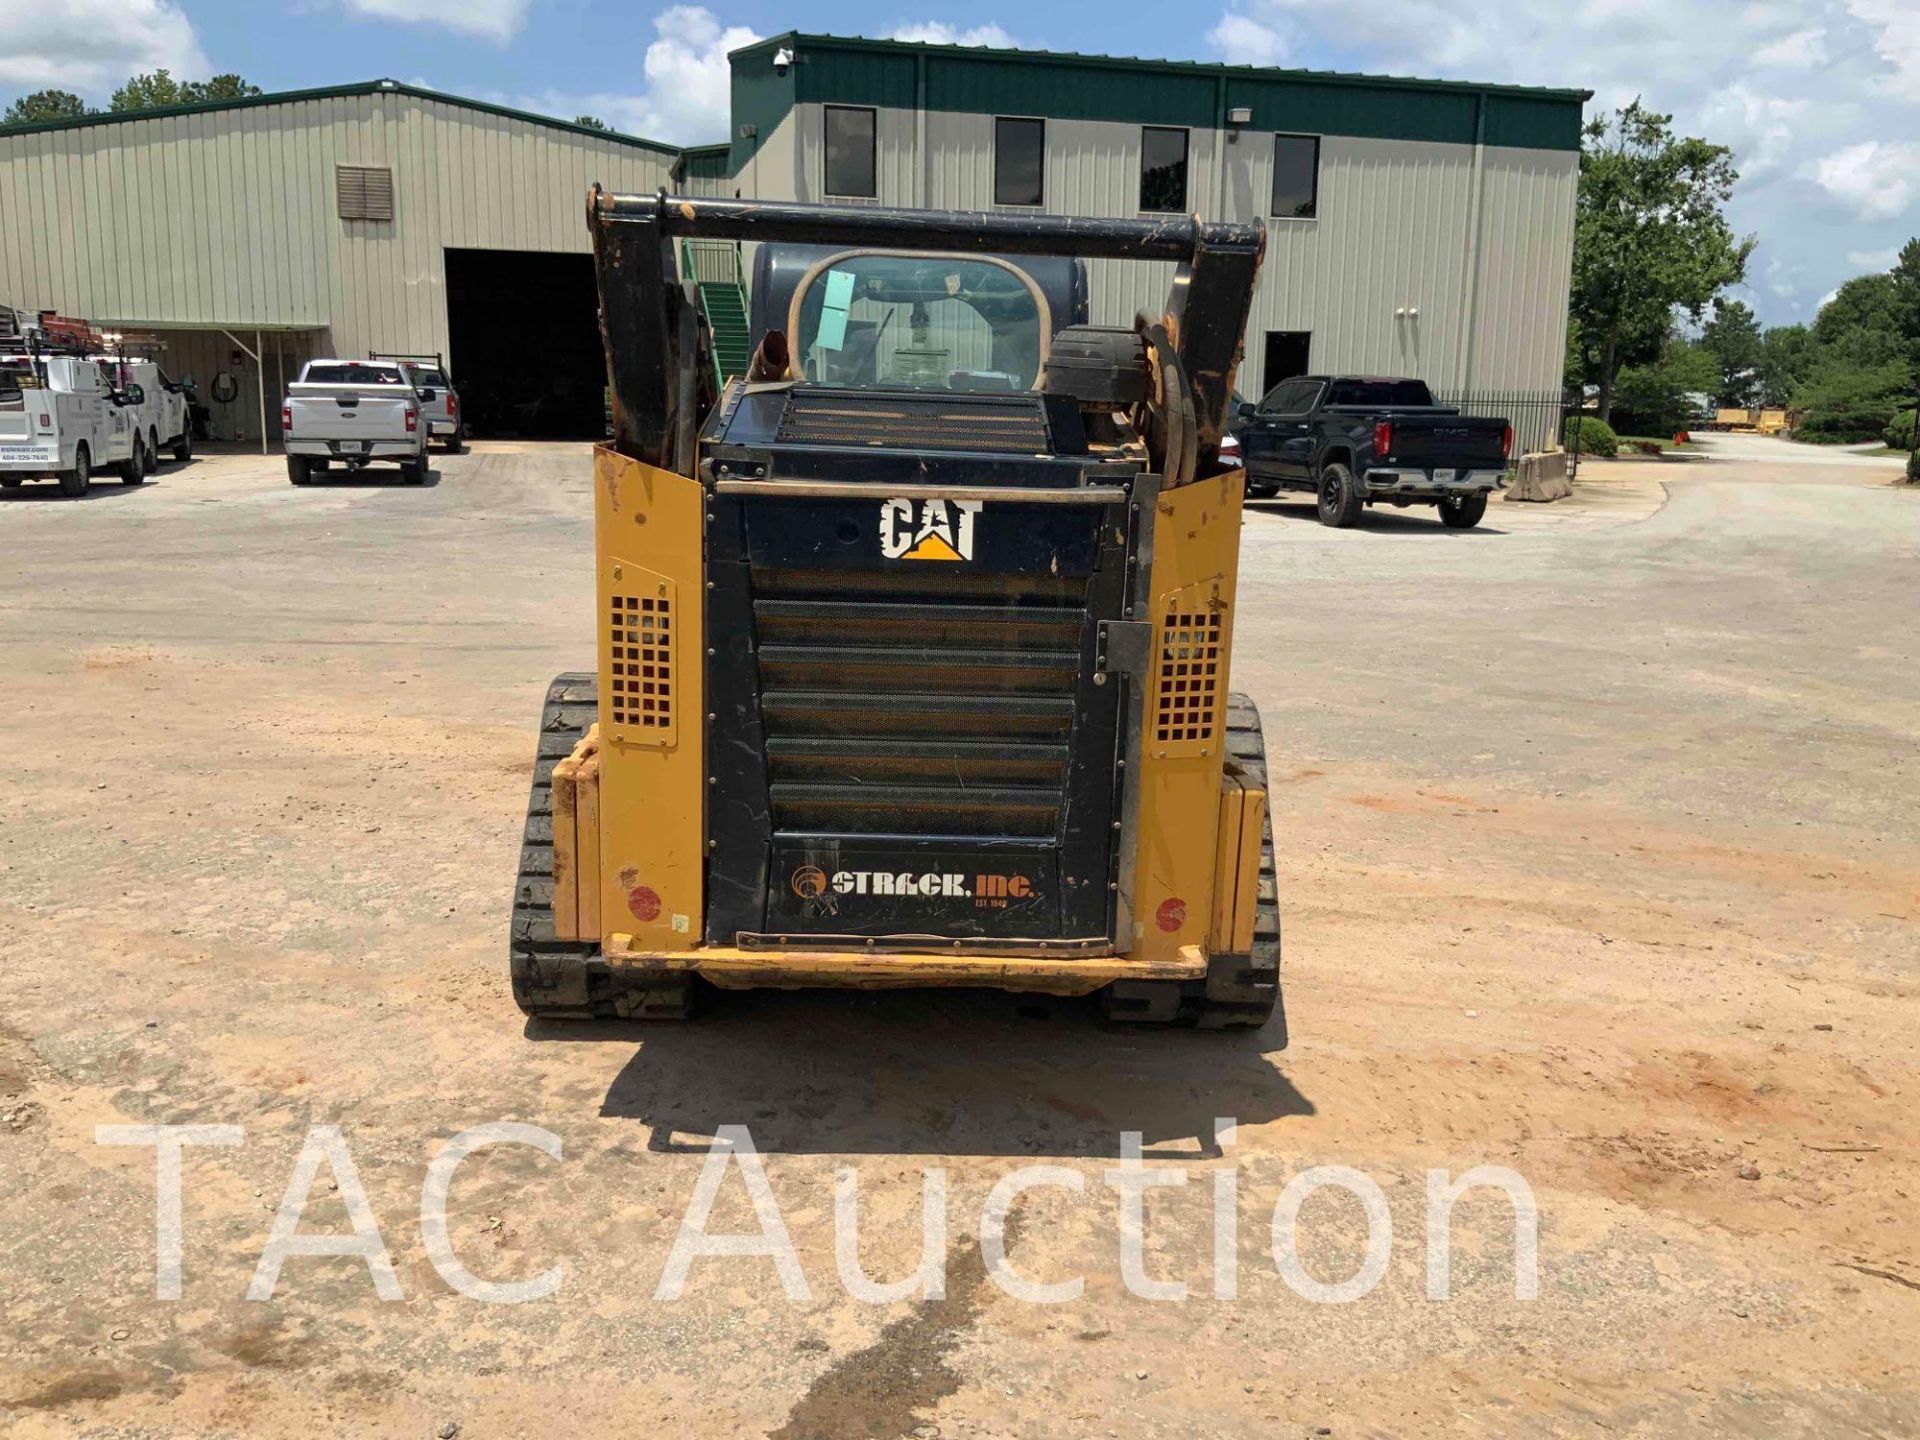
[286,384,415,440]
[1378,412,1508,470]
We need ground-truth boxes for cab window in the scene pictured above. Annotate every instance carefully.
[1260,378,1320,416]
[305,363,406,385]
[793,253,1049,391]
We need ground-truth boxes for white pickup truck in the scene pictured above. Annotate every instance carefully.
[282,359,430,485]
[0,353,146,495]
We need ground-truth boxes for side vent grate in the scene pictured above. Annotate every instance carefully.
[609,593,673,734]
[1152,600,1223,749]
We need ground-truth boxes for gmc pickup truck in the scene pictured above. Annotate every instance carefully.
[1234,376,1512,529]
[282,359,429,485]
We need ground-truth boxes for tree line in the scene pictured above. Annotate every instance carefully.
[1567,101,1920,451]
[2,72,262,127]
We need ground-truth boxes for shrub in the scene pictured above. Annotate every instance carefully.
[1887,409,1916,451]
[1794,361,1911,444]
[1564,415,1618,458]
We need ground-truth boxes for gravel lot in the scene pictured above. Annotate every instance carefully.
[1,438,1916,1437]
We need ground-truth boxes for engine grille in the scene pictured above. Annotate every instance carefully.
[753,566,1087,837]
[775,390,1051,454]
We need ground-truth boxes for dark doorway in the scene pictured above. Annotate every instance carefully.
[445,248,603,438]
[1262,330,1312,394]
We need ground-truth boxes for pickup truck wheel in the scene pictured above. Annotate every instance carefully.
[443,424,465,455]
[1315,462,1364,527]
[171,429,191,462]
[401,458,427,485]
[1439,493,1489,530]
[59,445,91,497]
[1246,481,1279,498]
[287,456,313,486]
[119,438,148,484]
[1,477,23,489]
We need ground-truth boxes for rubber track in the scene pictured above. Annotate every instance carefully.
[509,673,691,1020]
[1104,692,1287,1034]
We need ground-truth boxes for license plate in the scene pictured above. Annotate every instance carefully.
[340,441,367,454]
[1433,468,1457,483]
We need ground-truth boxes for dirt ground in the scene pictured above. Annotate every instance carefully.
[1,438,1916,1438]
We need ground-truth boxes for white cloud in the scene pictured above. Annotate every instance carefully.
[1209,12,1293,66]
[1752,26,1827,68]
[516,7,757,146]
[1808,139,1917,220]
[1206,0,1920,321]
[0,0,207,95]
[887,22,1019,47]
[1849,0,1920,100]
[1846,247,1900,270]
[341,0,530,44]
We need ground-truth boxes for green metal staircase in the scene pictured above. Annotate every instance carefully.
[680,240,752,389]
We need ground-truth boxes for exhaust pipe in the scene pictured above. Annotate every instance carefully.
[746,330,790,383]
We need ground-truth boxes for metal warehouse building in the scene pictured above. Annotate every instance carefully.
[0,38,1586,447]
[0,81,675,441]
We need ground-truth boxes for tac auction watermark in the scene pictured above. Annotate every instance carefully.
[95,1119,1538,1307]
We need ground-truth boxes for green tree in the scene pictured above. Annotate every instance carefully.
[1755,324,1814,407]
[110,70,261,112]
[1891,237,1920,383]
[111,69,189,110]
[1612,334,1721,433]
[1812,272,1905,368]
[188,74,263,103]
[1700,299,1763,406]
[2,90,92,126]
[1568,102,1754,423]
[574,114,610,131]
[1793,359,1912,442]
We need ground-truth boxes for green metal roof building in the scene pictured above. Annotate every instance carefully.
[1,41,1586,444]
[717,34,1589,437]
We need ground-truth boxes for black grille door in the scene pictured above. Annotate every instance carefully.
[704,488,1133,946]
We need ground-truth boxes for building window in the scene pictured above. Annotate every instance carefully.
[1139,126,1188,213]
[1271,134,1319,218]
[336,165,394,221]
[994,117,1045,207]
[824,105,877,198]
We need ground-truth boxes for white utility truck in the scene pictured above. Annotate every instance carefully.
[282,359,431,485]
[94,356,193,466]
[0,352,146,496]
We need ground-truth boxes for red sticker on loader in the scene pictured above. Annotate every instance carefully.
[627,885,662,922]
[1155,898,1187,932]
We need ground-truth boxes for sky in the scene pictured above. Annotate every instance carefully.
[2,0,1915,327]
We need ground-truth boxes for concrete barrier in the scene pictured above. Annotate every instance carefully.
[1508,447,1572,502]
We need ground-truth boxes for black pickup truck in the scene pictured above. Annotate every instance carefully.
[1233,376,1512,529]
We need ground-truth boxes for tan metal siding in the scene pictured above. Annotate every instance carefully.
[777,104,1573,399]
[0,91,672,359]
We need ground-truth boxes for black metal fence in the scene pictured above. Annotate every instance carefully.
[1432,388,1571,461]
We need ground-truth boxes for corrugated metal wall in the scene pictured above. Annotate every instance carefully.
[0,91,674,362]
[763,105,1574,397]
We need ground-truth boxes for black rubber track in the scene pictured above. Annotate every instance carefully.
[1101,692,1287,1034]
[509,672,691,1020]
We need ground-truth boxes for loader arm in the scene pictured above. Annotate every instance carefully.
[585,189,1265,476]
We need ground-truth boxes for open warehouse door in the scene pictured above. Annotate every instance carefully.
[444,249,605,440]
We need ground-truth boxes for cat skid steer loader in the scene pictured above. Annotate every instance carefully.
[512,191,1283,1032]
